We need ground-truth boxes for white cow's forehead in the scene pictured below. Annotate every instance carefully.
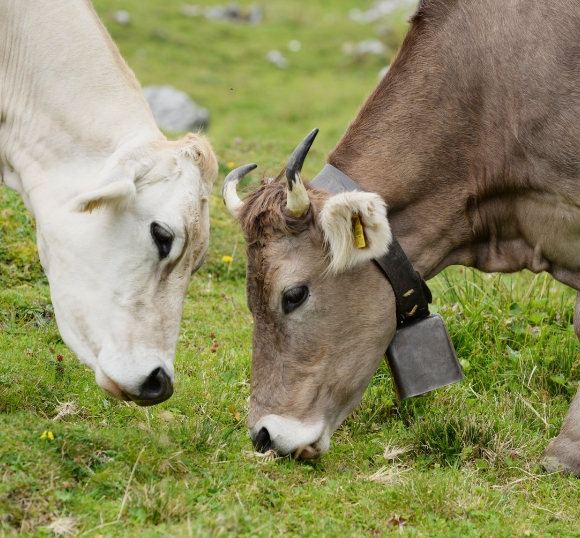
[137,172,203,219]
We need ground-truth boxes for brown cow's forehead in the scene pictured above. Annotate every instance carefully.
[240,180,329,322]
[246,228,327,307]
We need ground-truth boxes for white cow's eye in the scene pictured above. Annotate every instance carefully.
[282,285,309,314]
[151,222,173,259]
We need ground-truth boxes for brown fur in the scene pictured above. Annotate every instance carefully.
[241,0,580,466]
[238,180,329,316]
[238,180,328,245]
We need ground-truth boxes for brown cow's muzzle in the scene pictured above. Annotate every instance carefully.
[251,426,324,459]
[249,415,331,459]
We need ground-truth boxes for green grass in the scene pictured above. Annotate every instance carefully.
[3,1,580,536]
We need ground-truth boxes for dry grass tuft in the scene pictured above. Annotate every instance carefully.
[47,516,78,537]
[364,465,412,485]
[243,449,278,463]
[52,402,79,421]
[383,443,412,460]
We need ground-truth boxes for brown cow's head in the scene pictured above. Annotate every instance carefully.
[223,131,397,459]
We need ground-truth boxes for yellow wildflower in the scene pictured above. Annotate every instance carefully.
[227,161,235,169]
[40,430,55,440]
[222,255,233,263]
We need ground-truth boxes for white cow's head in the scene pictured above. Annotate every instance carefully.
[36,134,217,405]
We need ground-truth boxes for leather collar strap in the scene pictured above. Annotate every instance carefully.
[311,164,432,324]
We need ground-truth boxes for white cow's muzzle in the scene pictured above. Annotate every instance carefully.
[95,351,175,406]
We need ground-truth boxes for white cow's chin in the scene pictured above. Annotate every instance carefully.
[95,366,131,401]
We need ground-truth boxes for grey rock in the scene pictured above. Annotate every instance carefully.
[143,85,209,132]
[247,5,263,24]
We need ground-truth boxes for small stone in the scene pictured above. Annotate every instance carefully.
[288,40,301,52]
[355,39,386,55]
[266,50,288,69]
[224,3,241,19]
[349,0,416,24]
[184,3,262,24]
[205,6,227,20]
[247,5,263,25]
[114,10,130,25]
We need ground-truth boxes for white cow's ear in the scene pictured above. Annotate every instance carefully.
[319,191,392,274]
[72,152,142,213]
[73,177,137,213]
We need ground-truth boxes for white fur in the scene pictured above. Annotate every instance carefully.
[71,139,152,213]
[320,191,392,273]
[73,179,137,212]
[0,0,217,402]
[252,415,330,457]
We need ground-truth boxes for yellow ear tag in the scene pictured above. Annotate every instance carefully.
[87,201,95,214]
[352,214,366,249]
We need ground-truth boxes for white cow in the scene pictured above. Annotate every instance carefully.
[0,0,218,405]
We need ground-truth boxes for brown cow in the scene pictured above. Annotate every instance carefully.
[223,0,580,472]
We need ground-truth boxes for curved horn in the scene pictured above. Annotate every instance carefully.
[222,163,257,217]
[286,128,318,217]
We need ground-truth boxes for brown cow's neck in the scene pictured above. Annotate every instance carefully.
[328,15,476,279]
[328,0,580,290]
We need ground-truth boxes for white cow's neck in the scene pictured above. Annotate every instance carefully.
[0,0,162,214]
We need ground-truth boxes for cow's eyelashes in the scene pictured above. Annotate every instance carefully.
[151,222,173,259]
[282,285,309,314]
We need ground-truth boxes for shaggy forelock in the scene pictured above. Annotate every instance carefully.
[237,179,329,246]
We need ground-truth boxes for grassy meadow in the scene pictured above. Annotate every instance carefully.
[2,0,580,536]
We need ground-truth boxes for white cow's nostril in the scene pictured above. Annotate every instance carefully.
[134,367,173,406]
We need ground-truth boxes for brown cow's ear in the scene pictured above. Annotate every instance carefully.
[319,191,392,274]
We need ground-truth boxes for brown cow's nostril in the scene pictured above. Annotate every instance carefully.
[252,427,272,453]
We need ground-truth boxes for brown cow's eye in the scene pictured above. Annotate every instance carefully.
[151,222,173,259]
[282,285,309,314]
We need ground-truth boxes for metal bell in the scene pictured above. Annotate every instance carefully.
[386,314,464,400]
